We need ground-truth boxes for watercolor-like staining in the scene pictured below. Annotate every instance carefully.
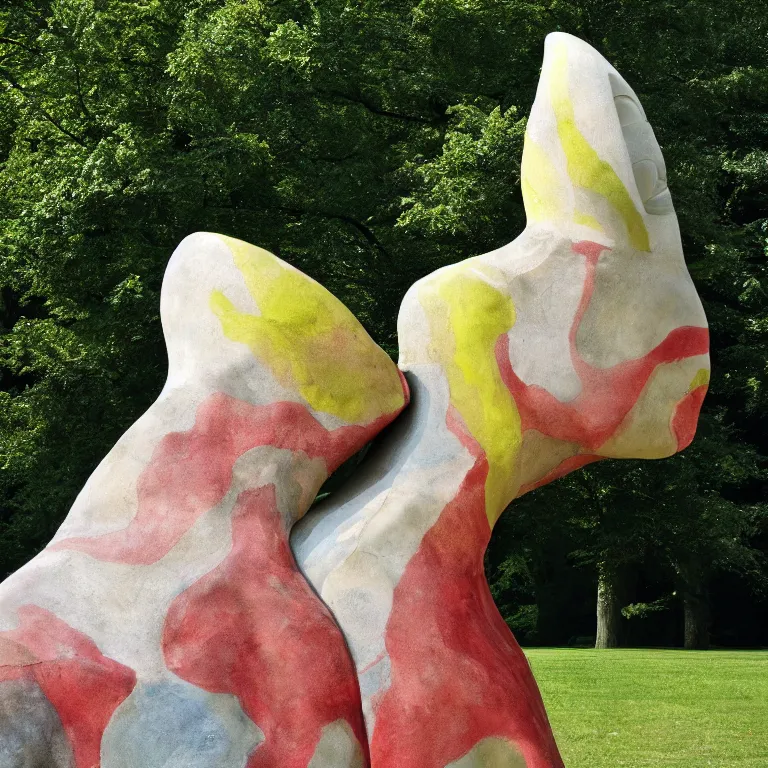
[0,32,710,768]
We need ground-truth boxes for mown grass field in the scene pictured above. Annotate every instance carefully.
[524,648,768,768]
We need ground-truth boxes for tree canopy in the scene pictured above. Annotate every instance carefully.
[1,0,766,647]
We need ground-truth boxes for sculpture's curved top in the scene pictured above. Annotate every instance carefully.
[163,233,406,424]
[523,32,674,239]
[397,32,710,526]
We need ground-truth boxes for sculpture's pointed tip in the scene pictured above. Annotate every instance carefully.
[543,31,599,56]
[541,33,629,89]
[543,30,577,45]
[525,30,675,231]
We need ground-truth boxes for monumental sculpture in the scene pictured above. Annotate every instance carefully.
[0,234,408,767]
[0,32,708,768]
[292,32,709,768]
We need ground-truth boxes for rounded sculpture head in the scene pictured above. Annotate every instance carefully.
[160,232,408,431]
[398,33,709,520]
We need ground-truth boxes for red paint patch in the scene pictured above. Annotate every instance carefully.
[398,369,411,408]
[499,242,709,452]
[40,383,408,758]
[370,416,563,768]
[445,403,485,459]
[671,385,708,451]
[163,485,368,767]
[0,605,136,767]
[54,393,403,565]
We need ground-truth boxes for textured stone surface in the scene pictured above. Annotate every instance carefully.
[0,31,709,768]
[293,32,709,768]
[0,233,407,767]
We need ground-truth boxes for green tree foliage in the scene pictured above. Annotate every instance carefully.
[1,0,766,645]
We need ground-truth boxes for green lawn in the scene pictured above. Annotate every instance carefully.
[524,648,768,768]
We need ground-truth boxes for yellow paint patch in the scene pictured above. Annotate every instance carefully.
[688,367,710,392]
[521,133,567,223]
[574,211,604,233]
[421,262,522,526]
[549,41,650,251]
[210,235,405,424]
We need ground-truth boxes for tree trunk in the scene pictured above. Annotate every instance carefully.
[679,562,710,650]
[595,563,623,648]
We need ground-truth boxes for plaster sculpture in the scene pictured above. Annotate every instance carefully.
[292,32,709,768]
[0,31,709,768]
[0,233,408,767]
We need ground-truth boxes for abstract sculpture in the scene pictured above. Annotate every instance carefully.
[0,32,708,768]
[293,32,709,768]
[0,233,408,767]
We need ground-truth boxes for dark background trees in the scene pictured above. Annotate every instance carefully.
[1,0,766,648]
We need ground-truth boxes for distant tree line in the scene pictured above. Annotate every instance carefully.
[1,0,766,649]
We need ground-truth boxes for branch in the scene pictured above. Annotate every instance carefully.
[326,90,438,125]
[203,200,392,262]
[0,69,86,146]
[73,64,91,120]
[277,204,391,261]
[0,37,39,54]
[328,212,390,261]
